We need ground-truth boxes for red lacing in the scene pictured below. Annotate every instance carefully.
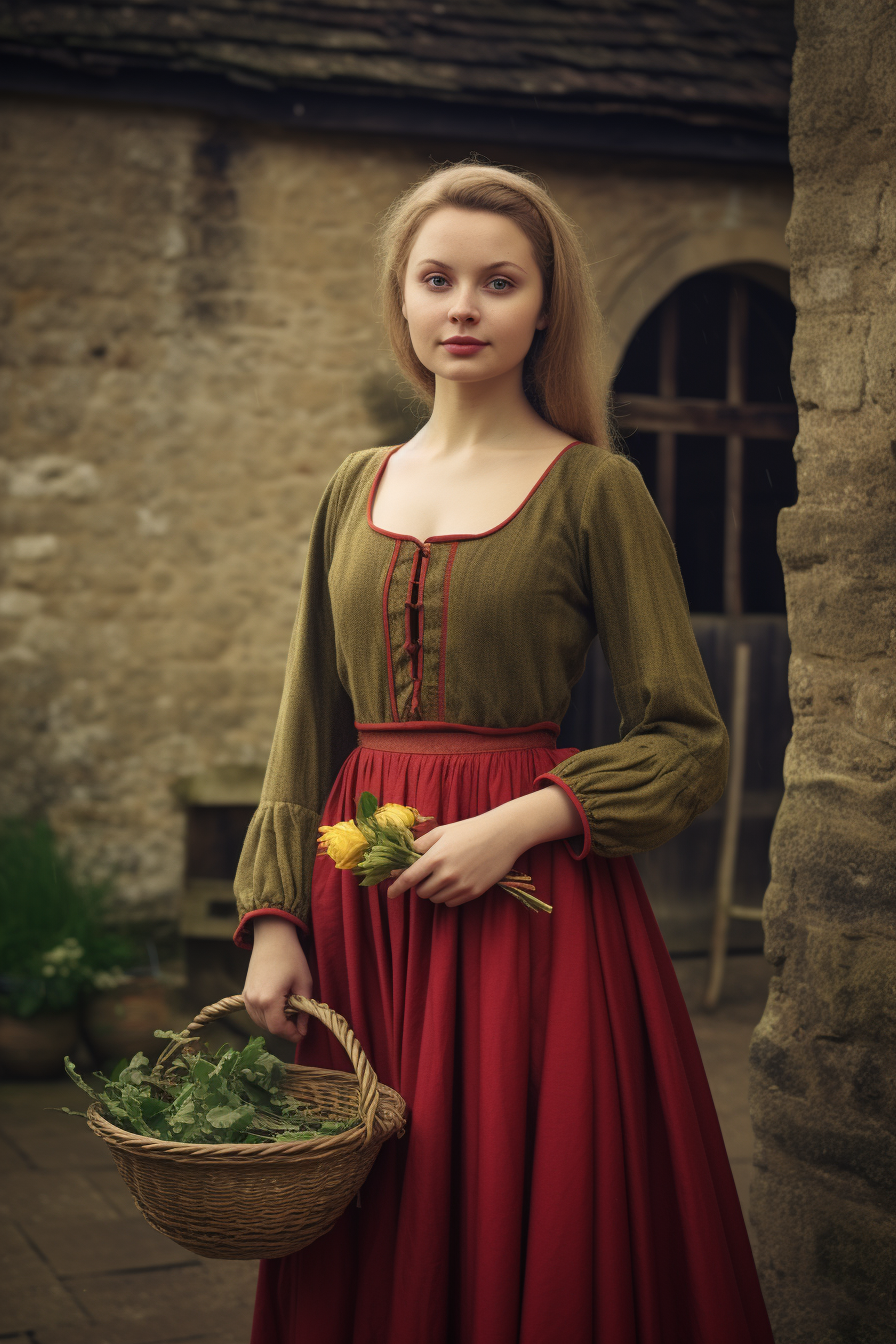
[402,542,430,719]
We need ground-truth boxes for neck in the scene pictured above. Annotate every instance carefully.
[414,366,546,457]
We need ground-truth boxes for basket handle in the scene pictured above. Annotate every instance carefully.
[166,993,380,1142]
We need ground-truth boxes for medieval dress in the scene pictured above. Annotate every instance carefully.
[233,439,775,1344]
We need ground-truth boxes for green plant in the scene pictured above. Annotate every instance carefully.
[62,1033,361,1144]
[0,818,137,1018]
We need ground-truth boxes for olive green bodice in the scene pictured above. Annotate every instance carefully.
[234,441,728,928]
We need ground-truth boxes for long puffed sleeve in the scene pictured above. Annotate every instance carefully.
[538,453,728,857]
[233,460,358,942]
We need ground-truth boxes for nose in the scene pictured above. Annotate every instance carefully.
[447,284,479,325]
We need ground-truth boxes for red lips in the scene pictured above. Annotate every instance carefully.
[441,336,487,346]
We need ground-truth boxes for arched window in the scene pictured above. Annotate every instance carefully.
[561,265,796,952]
[613,266,797,614]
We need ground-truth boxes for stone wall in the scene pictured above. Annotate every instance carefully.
[749,2,896,1339]
[0,91,791,916]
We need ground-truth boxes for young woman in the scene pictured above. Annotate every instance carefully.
[236,162,774,1344]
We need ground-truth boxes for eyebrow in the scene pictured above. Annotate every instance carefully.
[415,258,528,273]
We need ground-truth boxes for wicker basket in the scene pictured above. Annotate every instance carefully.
[85,993,406,1260]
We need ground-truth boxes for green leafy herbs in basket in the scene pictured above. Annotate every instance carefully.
[60,1031,362,1145]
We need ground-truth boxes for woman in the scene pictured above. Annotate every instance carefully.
[236,161,774,1344]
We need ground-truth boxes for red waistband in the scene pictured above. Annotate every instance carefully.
[356,721,559,754]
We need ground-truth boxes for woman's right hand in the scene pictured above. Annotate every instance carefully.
[242,915,313,1044]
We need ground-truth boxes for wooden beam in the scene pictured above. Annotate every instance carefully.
[612,394,797,440]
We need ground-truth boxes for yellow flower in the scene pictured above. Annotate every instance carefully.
[317,820,370,869]
[373,803,431,831]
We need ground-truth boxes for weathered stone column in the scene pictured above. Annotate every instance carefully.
[750,2,896,1340]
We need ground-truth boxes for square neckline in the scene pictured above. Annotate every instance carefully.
[365,439,581,546]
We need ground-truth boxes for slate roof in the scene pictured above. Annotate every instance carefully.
[0,2,794,163]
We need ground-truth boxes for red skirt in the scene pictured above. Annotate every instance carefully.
[251,729,773,1344]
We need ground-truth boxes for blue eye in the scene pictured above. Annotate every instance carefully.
[427,275,449,288]
[490,278,511,291]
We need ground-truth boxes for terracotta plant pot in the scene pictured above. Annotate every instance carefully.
[0,1010,79,1078]
[82,978,171,1065]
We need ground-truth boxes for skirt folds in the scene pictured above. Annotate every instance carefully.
[251,738,772,1344]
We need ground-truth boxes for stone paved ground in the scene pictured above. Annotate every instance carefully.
[0,954,772,1342]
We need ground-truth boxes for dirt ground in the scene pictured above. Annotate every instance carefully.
[0,953,772,1343]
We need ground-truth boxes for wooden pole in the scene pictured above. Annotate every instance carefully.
[724,281,748,616]
[704,640,752,1011]
[656,295,678,537]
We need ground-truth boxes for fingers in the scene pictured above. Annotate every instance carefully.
[242,981,313,1044]
[387,849,438,899]
[269,1004,306,1044]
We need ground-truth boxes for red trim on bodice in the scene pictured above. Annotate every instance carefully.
[402,541,431,719]
[366,440,581,546]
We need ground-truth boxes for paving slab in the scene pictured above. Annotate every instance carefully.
[83,1163,145,1218]
[0,1126,29,1172]
[34,1327,251,1344]
[35,1328,121,1344]
[0,1113,114,1171]
[0,1222,87,1336]
[27,1214,199,1279]
[65,1263,255,1344]
[0,1169,119,1226]
[196,1256,260,1301]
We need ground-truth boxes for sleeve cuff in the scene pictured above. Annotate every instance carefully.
[532,773,592,860]
[233,908,310,951]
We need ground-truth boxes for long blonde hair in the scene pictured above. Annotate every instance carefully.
[377,160,611,449]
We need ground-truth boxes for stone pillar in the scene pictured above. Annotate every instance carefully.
[750,2,896,1340]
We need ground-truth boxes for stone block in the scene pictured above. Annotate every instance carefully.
[805,926,896,1045]
[784,563,896,660]
[790,312,869,412]
[768,798,895,921]
[752,1080,896,1194]
[789,18,873,148]
[787,170,883,265]
[752,1150,896,1344]
[866,308,896,414]
[853,670,896,747]
[788,718,896,793]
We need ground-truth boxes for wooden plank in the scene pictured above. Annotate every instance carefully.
[724,280,749,616]
[704,640,751,1009]
[656,296,678,536]
[612,394,797,439]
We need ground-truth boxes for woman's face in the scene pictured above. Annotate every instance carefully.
[402,206,547,387]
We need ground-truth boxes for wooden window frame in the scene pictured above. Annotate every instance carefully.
[613,278,797,615]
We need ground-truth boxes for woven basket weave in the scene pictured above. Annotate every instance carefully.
[85,993,406,1260]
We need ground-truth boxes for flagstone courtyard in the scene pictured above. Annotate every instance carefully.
[0,953,772,1343]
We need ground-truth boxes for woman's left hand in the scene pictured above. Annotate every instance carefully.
[385,785,583,908]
